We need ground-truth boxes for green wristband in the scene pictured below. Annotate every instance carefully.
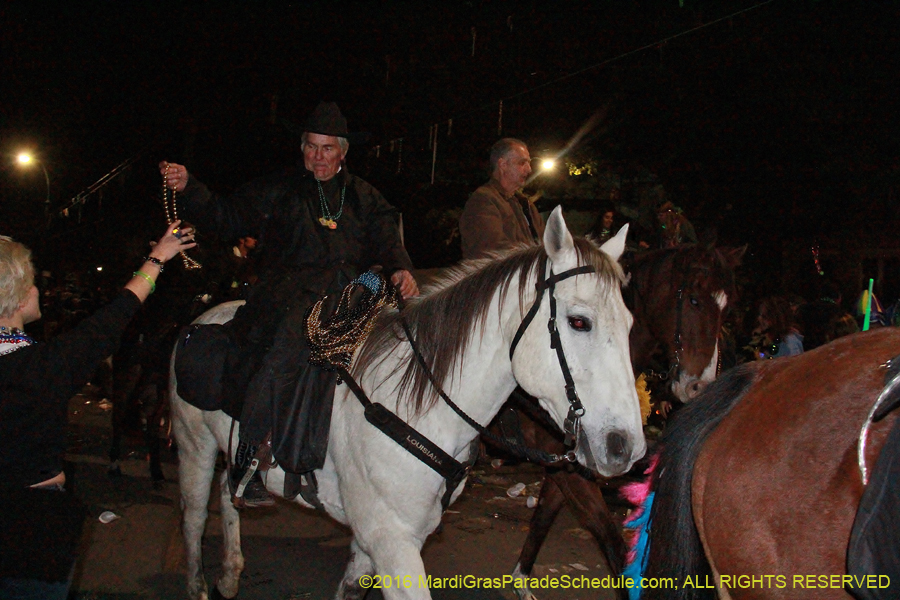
[133,270,156,294]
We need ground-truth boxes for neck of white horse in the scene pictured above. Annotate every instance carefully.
[451,288,524,428]
[367,275,532,462]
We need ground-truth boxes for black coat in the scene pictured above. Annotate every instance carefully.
[179,166,415,470]
[181,166,413,344]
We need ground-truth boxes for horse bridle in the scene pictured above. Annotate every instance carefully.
[338,261,599,511]
[401,260,596,458]
[509,262,597,447]
[632,265,690,384]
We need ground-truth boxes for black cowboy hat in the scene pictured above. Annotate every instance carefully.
[281,101,370,144]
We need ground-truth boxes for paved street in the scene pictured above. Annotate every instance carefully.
[65,384,632,600]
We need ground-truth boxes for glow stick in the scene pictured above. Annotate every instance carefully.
[863,278,874,331]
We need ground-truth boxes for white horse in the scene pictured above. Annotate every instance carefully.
[170,207,646,600]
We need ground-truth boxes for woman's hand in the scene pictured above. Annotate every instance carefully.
[149,221,197,263]
[126,221,198,303]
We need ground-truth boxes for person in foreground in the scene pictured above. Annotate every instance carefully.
[0,222,194,600]
[160,101,418,508]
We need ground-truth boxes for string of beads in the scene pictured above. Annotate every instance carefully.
[162,164,202,270]
[306,272,399,373]
[316,180,345,229]
[0,326,35,356]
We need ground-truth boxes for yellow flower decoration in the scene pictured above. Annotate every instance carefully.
[636,373,652,425]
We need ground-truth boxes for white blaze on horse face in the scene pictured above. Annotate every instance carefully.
[671,341,720,402]
[714,290,728,311]
[513,207,645,477]
[671,289,727,402]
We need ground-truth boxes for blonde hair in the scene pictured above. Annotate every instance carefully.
[0,236,35,319]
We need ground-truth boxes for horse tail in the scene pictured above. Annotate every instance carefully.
[642,363,758,600]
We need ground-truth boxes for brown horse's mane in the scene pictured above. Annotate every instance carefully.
[353,238,624,417]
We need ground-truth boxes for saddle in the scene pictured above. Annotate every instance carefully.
[846,355,900,599]
[175,272,397,501]
[174,323,240,416]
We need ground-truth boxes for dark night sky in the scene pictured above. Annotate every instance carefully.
[2,1,899,294]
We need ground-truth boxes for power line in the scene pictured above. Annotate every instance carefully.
[373,0,778,150]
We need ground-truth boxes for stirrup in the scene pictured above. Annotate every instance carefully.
[233,457,261,507]
[232,459,275,508]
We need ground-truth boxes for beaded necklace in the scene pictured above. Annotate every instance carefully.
[317,180,345,230]
[0,326,35,356]
[162,164,202,270]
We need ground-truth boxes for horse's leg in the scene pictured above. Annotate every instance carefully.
[512,472,566,600]
[141,382,165,482]
[358,530,431,600]
[172,403,222,600]
[335,538,375,600]
[550,470,627,594]
[213,470,245,599]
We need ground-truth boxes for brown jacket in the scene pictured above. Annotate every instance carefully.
[459,179,545,260]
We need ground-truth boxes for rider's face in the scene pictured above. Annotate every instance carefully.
[303,133,346,181]
[497,143,532,192]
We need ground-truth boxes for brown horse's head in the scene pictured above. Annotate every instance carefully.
[628,244,745,402]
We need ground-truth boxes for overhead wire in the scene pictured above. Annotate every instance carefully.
[372,0,778,151]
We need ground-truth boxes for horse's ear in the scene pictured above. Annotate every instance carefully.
[543,206,575,263]
[719,245,748,268]
[600,224,629,262]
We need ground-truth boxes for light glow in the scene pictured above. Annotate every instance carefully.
[541,159,556,171]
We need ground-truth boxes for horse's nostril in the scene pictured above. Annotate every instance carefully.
[607,431,628,460]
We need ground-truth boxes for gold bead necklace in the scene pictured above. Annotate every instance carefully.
[163,164,202,270]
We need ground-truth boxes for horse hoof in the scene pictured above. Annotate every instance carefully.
[210,586,235,600]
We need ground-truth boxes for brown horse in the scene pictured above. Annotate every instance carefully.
[640,327,900,600]
[508,244,745,599]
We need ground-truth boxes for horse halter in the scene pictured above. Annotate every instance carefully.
[509,262,596,447]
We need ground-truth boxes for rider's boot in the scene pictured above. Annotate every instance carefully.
[231,439,275,508]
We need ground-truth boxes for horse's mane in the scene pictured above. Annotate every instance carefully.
[353,238,624,416]
[643,362,760,599]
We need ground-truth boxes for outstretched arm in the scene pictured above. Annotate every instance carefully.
[123,220,196,302]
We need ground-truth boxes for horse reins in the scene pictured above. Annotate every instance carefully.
[338,261,598,509]
[399,261,595,464]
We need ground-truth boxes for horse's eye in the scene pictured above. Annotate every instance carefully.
[568,316,592,332]
[690,297,700,307]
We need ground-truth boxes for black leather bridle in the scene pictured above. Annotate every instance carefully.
[338,260,600,509]
[509,263,596,447]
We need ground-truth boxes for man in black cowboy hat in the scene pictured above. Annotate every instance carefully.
[160,102,418,507]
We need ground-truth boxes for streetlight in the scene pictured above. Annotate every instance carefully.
[16,151,51,213]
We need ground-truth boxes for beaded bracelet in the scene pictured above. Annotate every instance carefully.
[144,256,165,273]
[133,270,156,294]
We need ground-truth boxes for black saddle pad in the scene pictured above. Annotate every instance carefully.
[174,324,233,412]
